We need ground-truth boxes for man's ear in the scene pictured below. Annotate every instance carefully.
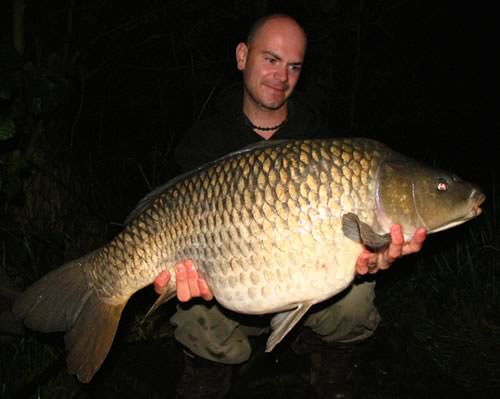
[235,42,248,71]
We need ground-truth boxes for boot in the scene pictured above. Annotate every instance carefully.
[175,350,233,399]
[292,328,360,399]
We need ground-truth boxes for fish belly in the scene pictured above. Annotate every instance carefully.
[194,234,361,314]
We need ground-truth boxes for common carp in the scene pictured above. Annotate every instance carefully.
[13,138,485,382]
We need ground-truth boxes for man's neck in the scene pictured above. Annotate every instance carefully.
[254,129,276,140]
[243,98,288,140]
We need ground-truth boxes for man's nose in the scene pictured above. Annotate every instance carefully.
[274,65,288,82]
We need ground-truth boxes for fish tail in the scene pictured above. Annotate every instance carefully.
[12,252,126,383]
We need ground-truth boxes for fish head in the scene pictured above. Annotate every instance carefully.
[376,159,485,236]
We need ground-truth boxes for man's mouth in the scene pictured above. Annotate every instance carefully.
[264,82,288,92]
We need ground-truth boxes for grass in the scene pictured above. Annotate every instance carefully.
[377,207,500,392]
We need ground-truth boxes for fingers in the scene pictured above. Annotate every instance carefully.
[386,224,404,261]
[185,259,201,299]
[376,224,414,271]
[174,260,214,302]
[175,262,191,302]
[198,278,214,301]
[153,270,171,295]
[355,225,428,275]
[355,251,369,275]
[402,227,427,255]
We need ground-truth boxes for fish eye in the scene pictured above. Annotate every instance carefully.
[436,180,448,192]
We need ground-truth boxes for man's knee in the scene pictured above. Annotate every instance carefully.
[304,281,380,343]
[171,303,252,364]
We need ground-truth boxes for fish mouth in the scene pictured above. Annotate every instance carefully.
[458,190,485,223]
[468,206,482,219]
[469,190,486,218]
[429,190,486,234]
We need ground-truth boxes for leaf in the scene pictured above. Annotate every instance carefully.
[0,117,16,141]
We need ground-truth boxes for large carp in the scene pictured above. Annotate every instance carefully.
[13,138,484,382]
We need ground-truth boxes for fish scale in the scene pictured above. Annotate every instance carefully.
[13,138,485,383]
[120,140,368,311]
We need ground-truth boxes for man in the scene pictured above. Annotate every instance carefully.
[158,14,426,399]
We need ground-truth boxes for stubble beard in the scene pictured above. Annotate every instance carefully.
[243,84,288,112]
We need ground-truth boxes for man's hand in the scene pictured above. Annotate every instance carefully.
[355,225,427,275]
[153,260,213,302]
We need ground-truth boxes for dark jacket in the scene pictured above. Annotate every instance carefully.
[174,86,330,172]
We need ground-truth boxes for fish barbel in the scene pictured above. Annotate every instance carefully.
[13,138,485,382]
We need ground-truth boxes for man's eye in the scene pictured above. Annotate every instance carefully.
[265,57,276,64]
[290,65,302,72]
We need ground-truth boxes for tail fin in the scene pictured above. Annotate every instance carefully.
[12,252,127,383]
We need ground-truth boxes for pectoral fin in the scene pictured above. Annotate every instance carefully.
[143,287,176,320]
[342,212,391,250]
[266,302,313,352]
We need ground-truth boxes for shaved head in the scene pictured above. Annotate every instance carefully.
[246,14,307,51]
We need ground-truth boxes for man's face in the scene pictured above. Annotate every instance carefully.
[237,18,306,111]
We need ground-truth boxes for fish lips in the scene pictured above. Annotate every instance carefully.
[469,190,486,217]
